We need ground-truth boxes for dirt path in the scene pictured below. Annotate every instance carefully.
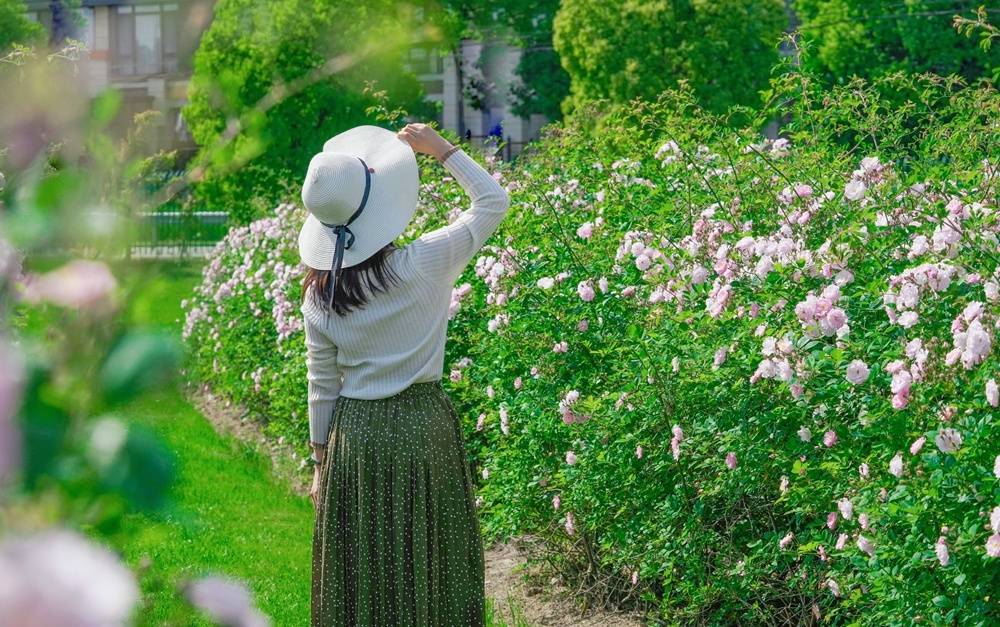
[189,384,647,627]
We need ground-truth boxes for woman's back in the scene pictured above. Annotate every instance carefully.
[300,147,510,444]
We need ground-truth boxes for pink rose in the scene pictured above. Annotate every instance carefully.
[934,428,962,454]
[857,535,875,557]
[986,534,1000,558]
[779,532,794,550]
[846,359,870,385]
[986,379,998,407]
[20,259,118,311]
[935,537,950,566]
[844,179,866,201]
[889,452,904,478]
[838,498,853,520]
[827,578,841,598]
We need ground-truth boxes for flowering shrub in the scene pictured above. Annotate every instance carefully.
[183,71,1000,624]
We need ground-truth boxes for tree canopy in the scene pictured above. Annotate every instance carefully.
[552,0,787,116]
[795,0,1000,84]
[0,0,44,52]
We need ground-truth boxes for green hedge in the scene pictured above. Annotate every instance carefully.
[183,69,1000,624]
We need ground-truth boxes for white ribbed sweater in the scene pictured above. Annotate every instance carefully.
[300,147,511,444]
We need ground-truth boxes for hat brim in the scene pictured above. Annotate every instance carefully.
[298,125,419,271]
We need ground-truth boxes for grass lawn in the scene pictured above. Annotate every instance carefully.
[90,260,313,626]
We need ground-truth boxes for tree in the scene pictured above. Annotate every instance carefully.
[794,0,1000,84]
[552,0,787,116]
[182,0,461,221]
[0,0,44,52]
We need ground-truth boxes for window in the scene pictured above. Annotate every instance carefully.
[113,4,180,76]
[405,45,443,75]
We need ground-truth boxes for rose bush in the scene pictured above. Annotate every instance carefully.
[183,68,1000,624]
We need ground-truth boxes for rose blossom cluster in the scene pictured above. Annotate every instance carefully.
[945,301,993,369]
[616,230,669,278]
[882,262,957,328]
[884,338,929,410]
[843,156,888,202]
[670,425,683,460]
[794,283,849,338]
[474,245,520,308]
[609,157,656,188]
[575,216,605,240]
[742,136,791,158]
[559,389,590,425]
[751,335,797,386]
[777,183,834,227]
[449,282,473,319]
[184,203,305,350]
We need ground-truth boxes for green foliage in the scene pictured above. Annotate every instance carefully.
[795,0,1000,84]
[552,0,787,116]
[184,64,1000,624]
[182,0,458,220]
[0,0,44,52]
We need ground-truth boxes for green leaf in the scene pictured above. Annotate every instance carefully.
[100,331,183,403]
[89,88,122,130]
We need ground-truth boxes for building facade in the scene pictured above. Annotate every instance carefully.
[404,37,550,159]
[24,0,215,156]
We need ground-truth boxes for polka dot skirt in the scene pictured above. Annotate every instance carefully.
[311,381,486,626]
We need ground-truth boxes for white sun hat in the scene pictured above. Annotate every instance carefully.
[297,124,419,292]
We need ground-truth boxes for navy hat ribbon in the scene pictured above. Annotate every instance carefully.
[320,156,372,310]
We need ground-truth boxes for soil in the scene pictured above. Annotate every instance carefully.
[187,384,647,627]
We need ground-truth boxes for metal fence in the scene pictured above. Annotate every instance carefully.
[459,133,532,162]
[130,211,230,259]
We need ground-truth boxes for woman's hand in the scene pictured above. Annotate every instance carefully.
[310,466,323,512]
[397,123,454,161]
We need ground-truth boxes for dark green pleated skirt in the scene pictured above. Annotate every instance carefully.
[311,380,485,627]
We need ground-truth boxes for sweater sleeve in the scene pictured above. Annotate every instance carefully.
[408,147,511,285]
[303,313,342,445]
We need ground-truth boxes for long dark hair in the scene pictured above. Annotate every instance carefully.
[303,243,403,317]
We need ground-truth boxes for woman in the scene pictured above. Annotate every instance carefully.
[298,122,510,626]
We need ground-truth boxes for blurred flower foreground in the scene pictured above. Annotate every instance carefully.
[1,43,269,626]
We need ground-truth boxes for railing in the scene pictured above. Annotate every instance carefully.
[130,211,229,259]
[458,133,533,162]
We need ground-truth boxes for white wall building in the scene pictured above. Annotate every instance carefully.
[404,36,549,159]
